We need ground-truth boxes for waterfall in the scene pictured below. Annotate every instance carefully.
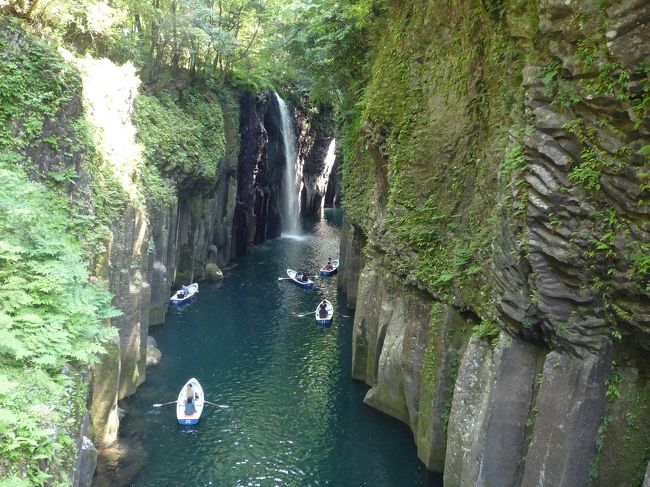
[275,93,300,235]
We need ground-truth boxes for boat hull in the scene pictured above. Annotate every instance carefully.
[170,283,199,305]
[319,260,339,277]
[287,269,314,289]
[178,417,199,426]
[176,378,204,425]
[315,300,334,327]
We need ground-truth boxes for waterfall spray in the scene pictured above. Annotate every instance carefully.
[275,93,300,235]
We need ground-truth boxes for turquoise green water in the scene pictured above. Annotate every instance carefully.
[94,210,442,486]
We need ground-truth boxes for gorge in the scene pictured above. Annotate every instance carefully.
[0,0,649,486]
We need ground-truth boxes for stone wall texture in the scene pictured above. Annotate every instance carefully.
[339,0,650,485]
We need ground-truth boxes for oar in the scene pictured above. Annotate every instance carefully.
[296,311,316,317]
[278,277,292,281]
[153,400,177,407]
[204,400,229,408]
[293,308,316,317]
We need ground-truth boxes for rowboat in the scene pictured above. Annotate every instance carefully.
[170,283,198,305]
[176,378,204,425]
[319,259,339,277]
[315,299,334,327]
[287,269,314,289]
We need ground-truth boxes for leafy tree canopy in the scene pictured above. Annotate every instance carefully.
[1,0,383,105]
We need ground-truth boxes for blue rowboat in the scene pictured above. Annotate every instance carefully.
[319,259,339,277]
[287,269,314,289]
[315,299,334,327]
[176,378,204,425]
[170,283,198,305]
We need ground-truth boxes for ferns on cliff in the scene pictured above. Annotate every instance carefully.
[0,161,118,484]
[133,89,226,186]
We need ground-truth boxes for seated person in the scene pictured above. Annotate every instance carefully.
[184,399,195,415]
[184,384,197,414]
[319,302,328,318]
[325,259,333,270]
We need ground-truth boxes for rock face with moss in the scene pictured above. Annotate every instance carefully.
[0,19,337,484]
[339,0,650,484]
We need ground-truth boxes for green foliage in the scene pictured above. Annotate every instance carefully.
[0,161,118,482]
[588,61,630,101]
[569,147,611,191]
[0,19,80,151]
[340,100,376,233]
[277,0,382,102]
[540,59,562,96]
[605,365,622,400]
[472,319,500,340]
[575,38,602,68]
[502,145,526,180]
[629,244,650,289]
[133,89,226,184]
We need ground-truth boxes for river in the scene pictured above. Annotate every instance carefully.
[93,209,442,486]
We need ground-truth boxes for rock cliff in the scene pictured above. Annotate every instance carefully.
[339,0,650,485]
[82,85,335,479]
[1,22,336,481]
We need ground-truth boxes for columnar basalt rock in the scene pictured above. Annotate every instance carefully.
[89,336,120,447]
[354,261,433,425]
[521,350,610,486]
[294,103,336,215]
[337,220,366,308]
[415,304,472,471]
[233,93,272,255]
[339,0,650,484]
[106,206,151,399]
[443,336,496,486]
[73,436,97,487]
[146,203,178,326]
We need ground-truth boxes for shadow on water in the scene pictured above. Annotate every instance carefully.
[93,208,443,487]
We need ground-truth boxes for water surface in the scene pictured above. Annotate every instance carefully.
[94,210,442,486]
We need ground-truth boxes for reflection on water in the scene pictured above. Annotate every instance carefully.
[93,209,442,487]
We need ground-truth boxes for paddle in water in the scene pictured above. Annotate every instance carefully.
[293,309,315,317]
[204,400,229,408]
[153,400,177,407]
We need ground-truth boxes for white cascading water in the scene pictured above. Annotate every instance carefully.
[275,93,300,235]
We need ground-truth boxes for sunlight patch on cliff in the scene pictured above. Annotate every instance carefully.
[63,50,143,202]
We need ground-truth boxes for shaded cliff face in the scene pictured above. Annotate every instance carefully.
[340,0,650,484]
[233,92,279,255]
[294,101,339,214]
[233,91,338,256]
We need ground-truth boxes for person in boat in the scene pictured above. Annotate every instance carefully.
[319,301,328,318]
[325,258,333,271]
[180,284,189,297]
[185,383,197,414]
[295,272,307,282]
